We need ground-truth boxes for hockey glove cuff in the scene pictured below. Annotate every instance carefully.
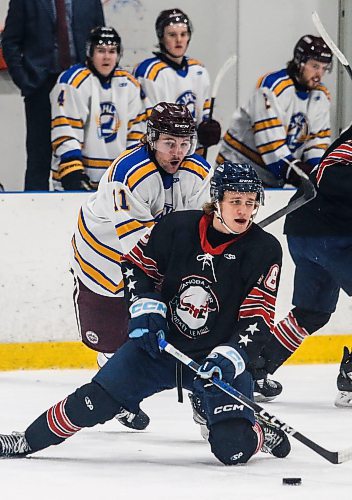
[197,345,246,384]
[128,296,168,358]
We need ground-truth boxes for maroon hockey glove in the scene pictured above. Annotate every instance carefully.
[197,119,221,148]
[283,160,314,187]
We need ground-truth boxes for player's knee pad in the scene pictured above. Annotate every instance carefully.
[65,381,121,428]
[292,307,331,334]
[209,419,258,465]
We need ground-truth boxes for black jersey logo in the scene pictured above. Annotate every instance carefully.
[170,275,219,339]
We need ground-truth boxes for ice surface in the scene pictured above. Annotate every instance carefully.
[1,364,351,499]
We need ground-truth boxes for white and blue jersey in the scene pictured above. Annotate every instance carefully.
[70,144,212,297]
[50,64,146,189]
[217,68,331,186]
[134,54,210,125]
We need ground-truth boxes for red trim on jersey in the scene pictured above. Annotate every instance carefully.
[316,140,352,185]
[199,214,249,255]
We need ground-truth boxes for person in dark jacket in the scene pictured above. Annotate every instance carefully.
[2,0,104,190]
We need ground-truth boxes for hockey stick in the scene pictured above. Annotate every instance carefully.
[203,54,237,159]
[159,338,352,464]
[312,11,352,80]
[258,162,316,228]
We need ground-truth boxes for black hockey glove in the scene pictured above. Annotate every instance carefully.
[282,160,314,188]
[196,345,247,386]
[128,294,168,358]
[61,170,93,191]
[197,119,221,148]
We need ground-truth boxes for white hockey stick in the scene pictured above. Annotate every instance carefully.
[312,11,352,80]
[203,54,237,159]
[209,54,237,119]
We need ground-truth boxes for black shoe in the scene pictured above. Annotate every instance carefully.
[335,346,352,407]
[256,416,291,458]
[254,377,282,402]
[115,407,150,430]
[0,432,31,458]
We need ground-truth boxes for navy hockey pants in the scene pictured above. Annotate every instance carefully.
[25,340,257,464]
[288,235,352,313]
[94,340,254,424]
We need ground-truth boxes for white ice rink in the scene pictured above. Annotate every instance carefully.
[1,364,352,500]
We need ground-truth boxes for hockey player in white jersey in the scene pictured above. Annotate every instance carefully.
[50,27,146,190]
[70,102,212,429]
[134,8,221,153]
[217,35,333,187]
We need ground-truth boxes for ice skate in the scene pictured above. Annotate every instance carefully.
[188,393,209,440]
[335,346,352,408]
[255,416,291,458]
[254,376,282,402]
[115,407,150,430]
[0,432,31,458]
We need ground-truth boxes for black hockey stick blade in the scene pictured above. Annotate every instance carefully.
[258,169,316,229]
[159,339,352,464]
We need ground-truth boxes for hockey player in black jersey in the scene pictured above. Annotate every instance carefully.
[255,126,352,407]
[0,162,291,464]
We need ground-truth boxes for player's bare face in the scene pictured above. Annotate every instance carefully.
[299,59,329,89]
[162,24,190,63]
[92,46,119,77]
[154,134,191,174]
[214,191,258,234]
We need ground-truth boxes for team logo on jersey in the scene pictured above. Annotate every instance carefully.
[85,330,99,345]
[170,275,219,338]
[96,102,120,143]
[176,91,197,118]
[287,112,308,153]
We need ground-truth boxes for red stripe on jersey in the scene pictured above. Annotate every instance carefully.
[273,311,309,352]
[124,245,163,284]
[239,306,272,329]
[316,141,352,185]
[239,287,276,328]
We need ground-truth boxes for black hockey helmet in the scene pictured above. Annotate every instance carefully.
[155,8,193,40]
[211,162,265,205]
[293,35,332,67]
[86,26,122,58]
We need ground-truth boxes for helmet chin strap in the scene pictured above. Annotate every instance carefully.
[214,201,259,235]
[214,201,239,235]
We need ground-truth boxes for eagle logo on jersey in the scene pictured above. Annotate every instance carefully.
[287,112,309,153]
[176,91,197,118]
[96,102,120,143]
[170,276,219,338]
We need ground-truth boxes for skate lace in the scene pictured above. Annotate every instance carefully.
[256,378,278,389]
[115,408,136,423]
[0,432,30,455]
[261,426,283,454]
